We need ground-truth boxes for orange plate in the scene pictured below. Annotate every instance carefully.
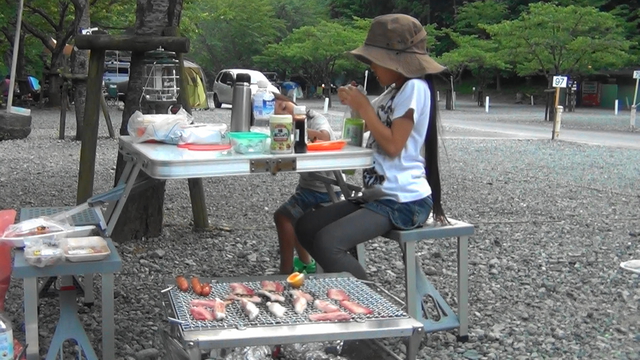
[177,143,232,151]
[307,140,347,151]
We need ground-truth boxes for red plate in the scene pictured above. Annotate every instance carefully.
[177,143,232,151]
[307,140,347,151]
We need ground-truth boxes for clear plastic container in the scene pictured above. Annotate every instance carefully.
[228,132,269,154]
[62,236,111,262]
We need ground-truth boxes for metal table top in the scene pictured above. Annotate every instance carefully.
[119,136,374,179]
[13,237,122,278]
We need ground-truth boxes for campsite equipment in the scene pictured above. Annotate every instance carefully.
[229,73,252,132]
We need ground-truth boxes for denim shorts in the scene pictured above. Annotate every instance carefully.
[277,186,341,223]
[352,195,433,230]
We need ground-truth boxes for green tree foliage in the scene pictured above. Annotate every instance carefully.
[454,0,508,37]
[254,19,369,95]
[484,3,634,83]
[183,0,284,79]
[438,32,509,89]
[270,0,331,33]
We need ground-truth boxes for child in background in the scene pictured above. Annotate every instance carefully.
[272,93,339,274]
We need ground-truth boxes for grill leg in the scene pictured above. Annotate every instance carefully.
[185,342,200,360]
[457,236,469,340]
[405,326,423,360]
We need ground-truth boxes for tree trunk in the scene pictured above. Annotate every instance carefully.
[72,0,90,141]
[111,0,183,242]
[47,53,65,107]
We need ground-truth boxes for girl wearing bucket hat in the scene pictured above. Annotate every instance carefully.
[294,14,447,280]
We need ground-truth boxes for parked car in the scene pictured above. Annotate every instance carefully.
[212,69,280,108]
[262,71,281,91]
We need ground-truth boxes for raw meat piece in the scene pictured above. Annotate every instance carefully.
[266,301,287,318]
[190,298,226,320]
[313,299,340,313]
[340,300,373,315]
[240,298,260,320]
[309,312,352,322]
[230,283,255,295]
[289,289,313,303]
[190,306,214,321]
[226,294,262,303]
[261,280,285,293]
[257,290,285,302]
[292,295,308,314]
[327,288,349,301]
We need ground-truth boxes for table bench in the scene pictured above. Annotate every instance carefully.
[356,218,474,340]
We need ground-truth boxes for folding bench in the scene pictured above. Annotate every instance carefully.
[356,219,474,340]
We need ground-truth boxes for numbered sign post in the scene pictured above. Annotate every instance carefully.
[633,70,640,106]
[552,76,568,140]
[632,71,640,130]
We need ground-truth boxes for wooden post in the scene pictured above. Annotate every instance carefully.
[59,82,68,140]
[177,51,209,230]
[99,92,116,138]
[76,49,106,204]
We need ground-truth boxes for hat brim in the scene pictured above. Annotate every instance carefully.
[349,44,445,78]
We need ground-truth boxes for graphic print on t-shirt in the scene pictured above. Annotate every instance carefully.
[363,91,397,187]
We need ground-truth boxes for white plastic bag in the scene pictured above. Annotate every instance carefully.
[128,109,192,144]
[178,123,228,144]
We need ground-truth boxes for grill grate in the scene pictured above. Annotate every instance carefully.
[167,277,408,332]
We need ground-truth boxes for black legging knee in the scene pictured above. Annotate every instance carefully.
[295,200,394,280]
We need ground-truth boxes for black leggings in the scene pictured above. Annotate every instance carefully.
[295,200,393,280]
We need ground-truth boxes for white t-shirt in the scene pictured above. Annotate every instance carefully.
[362,79,431,202]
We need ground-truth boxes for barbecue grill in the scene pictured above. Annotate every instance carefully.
[162,273,424,360]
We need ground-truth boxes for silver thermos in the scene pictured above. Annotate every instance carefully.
[230,73,252,132]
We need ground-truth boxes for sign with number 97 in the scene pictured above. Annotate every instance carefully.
[553,76,568,88]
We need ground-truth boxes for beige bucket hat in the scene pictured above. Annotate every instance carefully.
[349,14,445,78]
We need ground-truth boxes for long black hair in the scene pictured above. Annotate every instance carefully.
[423,74,447,222]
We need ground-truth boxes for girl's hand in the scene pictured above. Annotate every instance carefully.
[338,85,369,114]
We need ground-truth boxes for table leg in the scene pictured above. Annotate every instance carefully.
[83,273,95,304]
[403,242,419,321]
[102,273,115,360]
[105,163,142,237]
[457,236,469,340]
[23,277,39,360]
[45,276,98,360]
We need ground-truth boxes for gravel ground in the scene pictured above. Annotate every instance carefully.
[1,97,640,360]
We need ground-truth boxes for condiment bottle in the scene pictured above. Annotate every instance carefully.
[293,105,307,153]
[0,312,14,360]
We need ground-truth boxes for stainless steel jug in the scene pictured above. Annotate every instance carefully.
[230,73,252,132]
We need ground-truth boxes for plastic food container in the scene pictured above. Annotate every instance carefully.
[24,243,65,267]
[62,236,111,262]
[1,225,97,248]
[228,132,269,154]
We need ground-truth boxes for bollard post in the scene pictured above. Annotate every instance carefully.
[552,106,563,139]
[453,91,456,110]
[531,95,534,106]
[485,96,489,113]
[323,97,329,114]
[615,100,619,115]
[631,105,637,130]
[437,91,440,102]
[472,87,476,101]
